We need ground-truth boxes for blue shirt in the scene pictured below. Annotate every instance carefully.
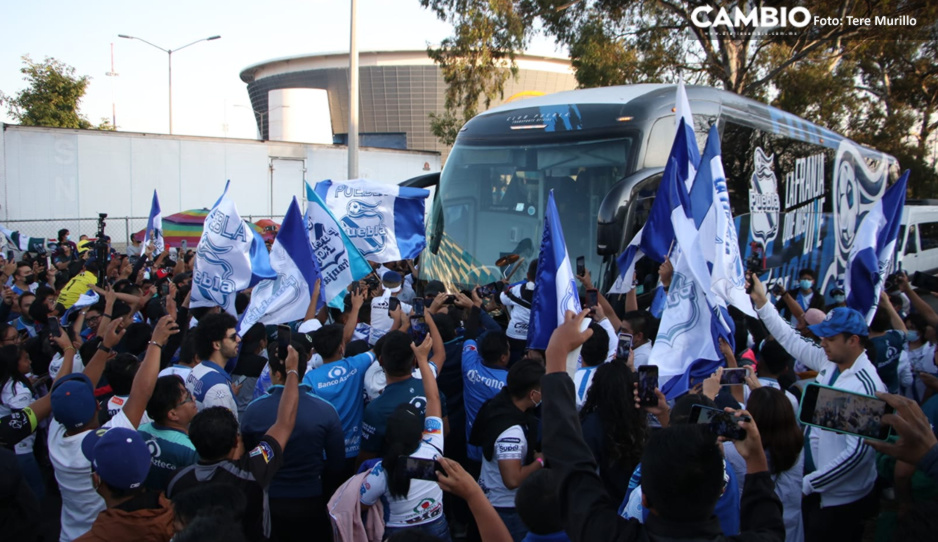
[302,352,375,458]
[361,376,430,455]
[461,339,507,461]
[137,423,199,492]
[241,384,345,499]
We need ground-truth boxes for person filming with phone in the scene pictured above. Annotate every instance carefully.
[748,272,884,542]
[359,334,452,540]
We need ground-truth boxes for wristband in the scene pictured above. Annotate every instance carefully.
[286,370,299,379]
[535,457,545,467]
[148,341,164,349]
[97,344,112,353]
[63,346,76,354]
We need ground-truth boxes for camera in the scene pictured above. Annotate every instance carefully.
[94,213,110,286]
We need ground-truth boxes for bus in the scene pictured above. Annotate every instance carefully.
[408,84,900,300]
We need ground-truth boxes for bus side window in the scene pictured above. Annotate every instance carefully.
[906,225,918,254]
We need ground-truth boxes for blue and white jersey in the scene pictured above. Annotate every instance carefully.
[573,366,599,412]
[461,340,507,462]
[303,352,376,458]
[185,361,238,420]
[138,422,199,492]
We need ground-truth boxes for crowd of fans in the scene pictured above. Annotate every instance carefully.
[2,229,938,542]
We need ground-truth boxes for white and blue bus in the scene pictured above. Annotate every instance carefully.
[408,84,900,300]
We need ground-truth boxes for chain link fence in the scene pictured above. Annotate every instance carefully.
[1,215,288,254]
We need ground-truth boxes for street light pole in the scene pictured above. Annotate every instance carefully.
[118,34,221,135]
[348,0,359,179]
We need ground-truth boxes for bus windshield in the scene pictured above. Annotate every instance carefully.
[421,136,635,288]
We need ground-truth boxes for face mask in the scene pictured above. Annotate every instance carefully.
[833,294,846,303]
[907,330,921,343]
[23,275,35,285]
[800,279,813,291]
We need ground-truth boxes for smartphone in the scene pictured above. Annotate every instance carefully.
[399,456,442,481]
[234,374,248,386]
[720,368,748,386]
[616,331,633,360]
[181,239,188,252]
[586,288,599,308]
[444,295,456,305]
[412,298,425,319]
[798,383,894,441]
[388,297,401,316]
[576,256,586,277]
[911,271,938,292]
[637,365,659,407]
[690,404,749,440]
[6,250,13,261]
[159,282,170,297]
[770,283,785,297]
[277,324,291,361]
[47,316,62,338]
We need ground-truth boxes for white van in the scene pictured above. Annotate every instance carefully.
[897,203,938,275]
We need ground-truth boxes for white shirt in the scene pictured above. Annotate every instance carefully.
[908,342,937,401]
[106,395,152,425]
[48,352,85,380]
[49,409,135,542]
[632,342,652,368]
[574,366,599,411]
[359,416,445,526]
[364,360,438,401]
[369,293,412,345]
[0,380,35,454]
[158,365,193,382]
[500,283,533,341]
[479,425,527,508]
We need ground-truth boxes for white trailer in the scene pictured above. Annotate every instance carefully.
[0,124,440,245]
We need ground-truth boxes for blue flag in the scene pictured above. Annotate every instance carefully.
[314,179,429,263]
[527,191,582,350]
[239,197,323,334]
[142,190,164,256]
[305,183,373,309]
[191,181,277,315]
[846,171,909,322]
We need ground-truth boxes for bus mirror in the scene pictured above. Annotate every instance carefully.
[596,168,664,256]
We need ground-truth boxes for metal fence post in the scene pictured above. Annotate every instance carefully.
[125,218,130,248]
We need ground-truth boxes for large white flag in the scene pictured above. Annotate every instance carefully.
[314,179,429,263]
[305,183,372,310]
[142,190,164,256]
[191,181,276,315]
[239,197,322,334]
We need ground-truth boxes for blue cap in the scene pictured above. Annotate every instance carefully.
[382,270,403,286]
[50,373,97,430]
[81,427,152,490]
[808,307,869,338]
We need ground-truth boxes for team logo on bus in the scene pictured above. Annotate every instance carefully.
[749,147,780,249]
[341,200,389,257]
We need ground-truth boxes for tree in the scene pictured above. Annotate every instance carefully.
[1,55,92,129]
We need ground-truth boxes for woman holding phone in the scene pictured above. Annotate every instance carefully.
[0,344,43,500]
[746,387,805,542]
[359,334,451,540]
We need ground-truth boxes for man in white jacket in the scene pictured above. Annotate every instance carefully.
[749,273,883,542]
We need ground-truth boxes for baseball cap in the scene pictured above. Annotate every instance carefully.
[77,240,93,255]
[81,427,152,490]
[424,280,445,298]
[382,271,403,293]
[50,373,98,430]
[804,308,826,327]
[808,307,869,338]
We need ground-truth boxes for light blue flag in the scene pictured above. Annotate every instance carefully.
[305,183,373,309]
[239,197,322,334]
[846,171,909,322]
[191,181,277,315]
[142,190,164,256]
[314,179,430,263]
[527,191,582,350]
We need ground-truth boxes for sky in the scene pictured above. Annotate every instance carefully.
[0,0,566,139]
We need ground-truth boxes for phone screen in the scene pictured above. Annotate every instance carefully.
[720,368,748,386]
[616,332,633,360]
[576,256,586,276]
[388,297,401,316]
[277,325,291,361]
[587,289,599,308]
[6,250,13,261]
[637,365,658,407]
[412,298,425,319]
[690,404,748,440]
[400,456,442,481]
[181,239,188,252]
[47,316,62,338]
[799,383,893,441]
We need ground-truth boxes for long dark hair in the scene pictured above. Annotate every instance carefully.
[0,344,34,400]
[747,387,803,475]
[580,362,647,473]
[382,403,424,499]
